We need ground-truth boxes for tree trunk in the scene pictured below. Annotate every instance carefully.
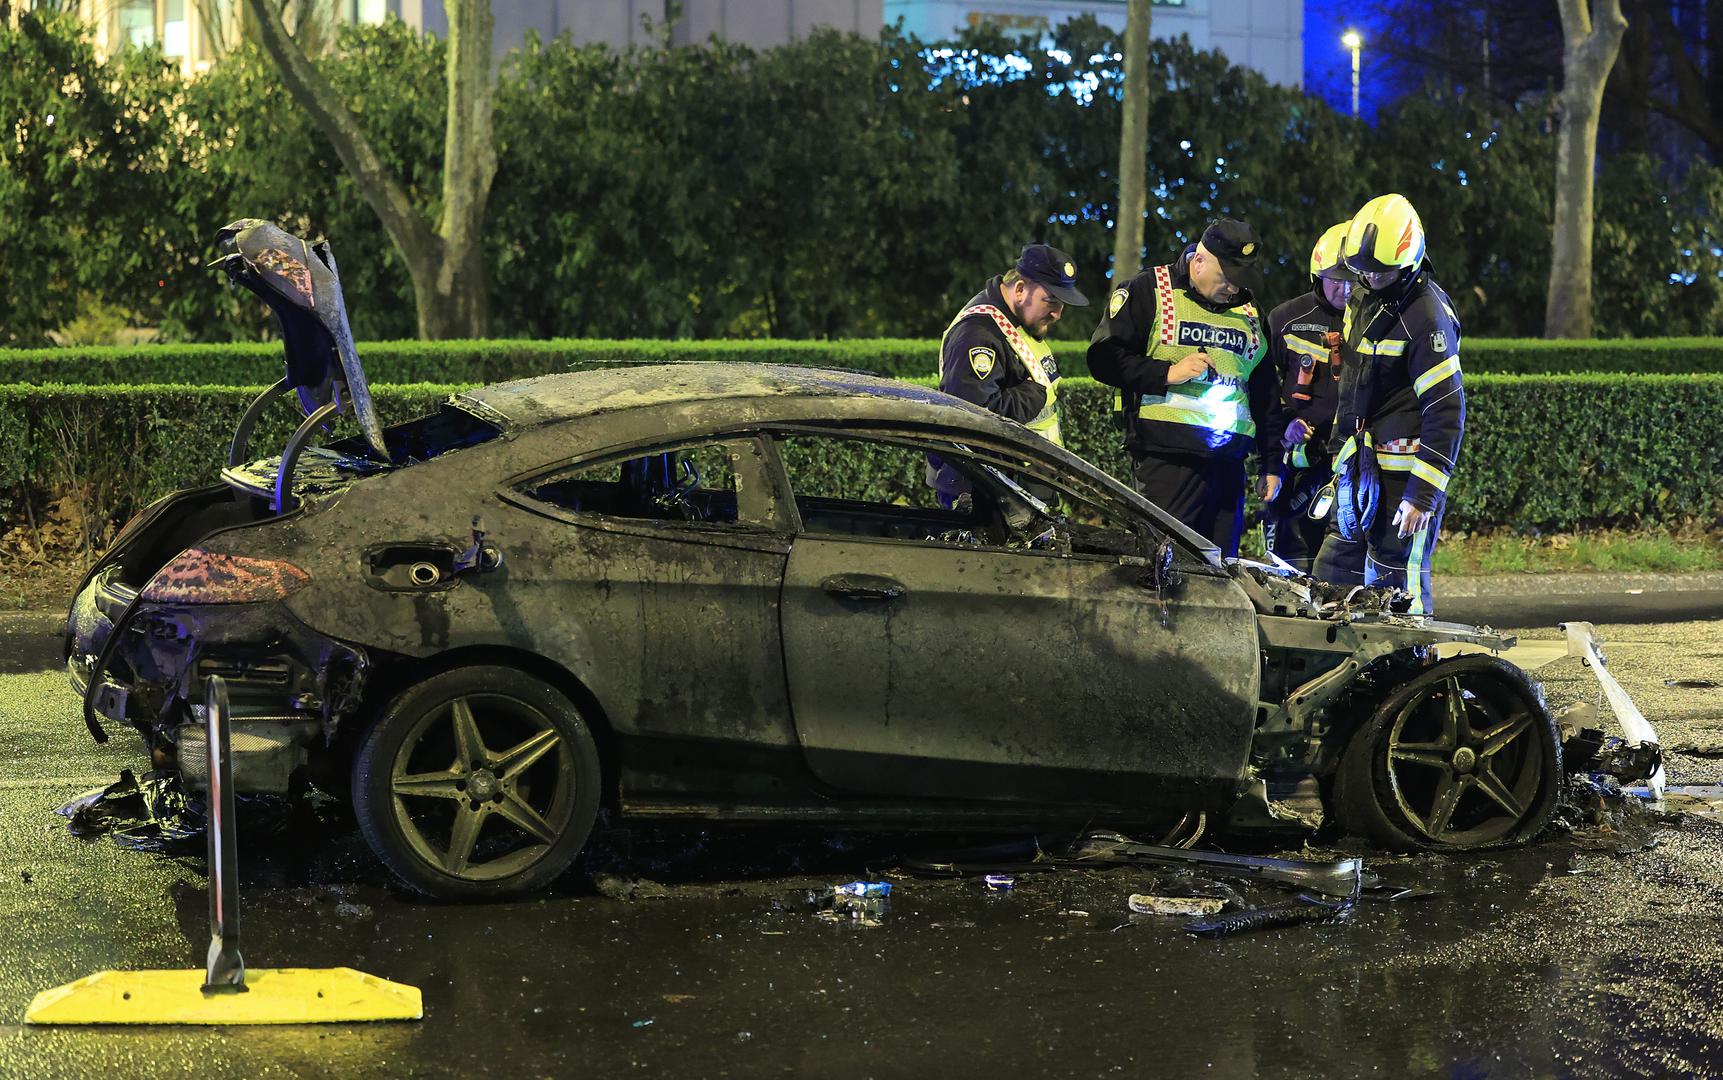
[1546,0,1627,339]
[435,0,496,337]
[1110,0,1152,282]
[240,0,496,339]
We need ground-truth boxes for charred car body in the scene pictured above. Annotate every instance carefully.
[64,222,1645,899]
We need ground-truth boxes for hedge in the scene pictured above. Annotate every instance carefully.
[5,375,1720,536]
[1,336,1713,386]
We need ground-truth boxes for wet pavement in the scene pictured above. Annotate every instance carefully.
[2,610,1723,1077]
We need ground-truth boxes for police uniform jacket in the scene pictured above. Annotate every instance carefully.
[1266,289,1344,469]
[1329,264,1465,512]
[1087,246,1284,469]
[937,277,1055,424]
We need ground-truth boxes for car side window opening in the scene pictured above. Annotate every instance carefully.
[521,441,750,525]
[774,432,1150,558]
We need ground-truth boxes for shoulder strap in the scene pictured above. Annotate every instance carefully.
[952,304,1050,386]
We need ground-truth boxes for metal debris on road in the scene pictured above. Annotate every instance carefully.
[808,884,891,926]
[1128,894,1226,917]
[1186,895,1354,938]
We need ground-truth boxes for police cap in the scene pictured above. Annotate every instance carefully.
[1200,218,1266,300]
[1015,244,1089,306]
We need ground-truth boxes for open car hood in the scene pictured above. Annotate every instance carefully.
[211,219,387,459]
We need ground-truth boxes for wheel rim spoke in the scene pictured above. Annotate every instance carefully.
[450,697,489,770]
[493,729,562,782]
[496,791,560,846]
[1390,742,1451,769]
[1423,774,1471,839]
[393,769,464,802]
[1474,766,1527,818]
[1443,678,1468,744]
[443,805,487,874]
[1478,712,1533,758]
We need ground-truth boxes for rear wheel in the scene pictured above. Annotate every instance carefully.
[352,665,601,899]
[1335,654,1559,851]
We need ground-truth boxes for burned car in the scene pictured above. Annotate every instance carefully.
[66,222,1598,899]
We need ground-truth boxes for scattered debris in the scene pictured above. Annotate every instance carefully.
[20,870,32,885]
[1639,784,1723,825]
[57,770,202,854]
[831,881,891,898]
[1554,775,1665,853]
[1665,679,1718,690]
[1669,742,1723,759]
[1128,894,1225,917]
[906,831,1365,899]
[983,874,1015,891]
[1058,909,1091,917]
[807,883,890,926]
[1187,896,1353,938]
[591,873,671,901]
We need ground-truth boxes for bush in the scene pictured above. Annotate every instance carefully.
[4,336,1716,386]
[4,375,1720,537]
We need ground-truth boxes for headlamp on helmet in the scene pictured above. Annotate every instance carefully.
[1342,194,1425,277]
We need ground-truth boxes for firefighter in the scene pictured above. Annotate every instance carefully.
[1262,222,1364,576]
[928,244,1087,507]
[1312,194,1464,615]
[1087,219,1285,558]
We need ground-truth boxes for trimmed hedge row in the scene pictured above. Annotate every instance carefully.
[0,336,1713,386]
[3,376,1720,535]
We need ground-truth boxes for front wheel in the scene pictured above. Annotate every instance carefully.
[1334,654,1560,851]
[352,665,602,899]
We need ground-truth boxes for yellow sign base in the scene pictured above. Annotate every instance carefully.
[25,967,423,1025]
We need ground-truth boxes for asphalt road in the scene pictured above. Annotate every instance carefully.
[1,602,1722,1078]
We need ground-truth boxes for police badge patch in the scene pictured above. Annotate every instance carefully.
[1108,288,1128,318]
[969,346,996,379]
[1431,330,1448,353]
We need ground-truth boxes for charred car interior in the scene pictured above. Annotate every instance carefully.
[61,221,1662,899]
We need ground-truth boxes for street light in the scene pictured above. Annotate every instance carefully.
[1342,30,1363,118]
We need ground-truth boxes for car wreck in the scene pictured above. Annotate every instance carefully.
[64,221,1661,899]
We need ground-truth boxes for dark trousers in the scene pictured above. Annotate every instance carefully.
[1263,464,1335,574]
[1313,469,1443,614]
[1131,452,1246,558]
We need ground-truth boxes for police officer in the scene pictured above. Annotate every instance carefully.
[1262,222,1361,575]
[1087,219,1284,558]
[1313,194,1464,615]
[929,244,1088,506]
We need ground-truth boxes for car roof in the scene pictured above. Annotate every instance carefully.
[456,362,1008,434]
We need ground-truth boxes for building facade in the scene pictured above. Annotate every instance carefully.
[14,0,1297,87]
[885,0,1302,87]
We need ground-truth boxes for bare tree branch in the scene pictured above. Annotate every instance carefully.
[240,0,438,269]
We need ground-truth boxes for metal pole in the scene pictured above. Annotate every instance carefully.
[1351,46,1360,118]
[203,675,247,993]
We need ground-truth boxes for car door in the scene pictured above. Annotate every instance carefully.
[774,428,1260,809]
[496,436,799,752]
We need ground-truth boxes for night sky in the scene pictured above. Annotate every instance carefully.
[1302,0,1400,119]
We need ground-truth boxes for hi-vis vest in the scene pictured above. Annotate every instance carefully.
[1124,265,1264,440]
[941,304,1064,447]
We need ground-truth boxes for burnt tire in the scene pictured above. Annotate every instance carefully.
[352,665,601,900]
[1334,654,1560,852]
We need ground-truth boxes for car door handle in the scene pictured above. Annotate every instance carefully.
[821,574,906,602]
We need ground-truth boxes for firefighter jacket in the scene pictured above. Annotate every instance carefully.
[1329,264,1465,512]
[1087,247,1283,470]
[937,277,1063,445]
[1266,288,1344,471]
